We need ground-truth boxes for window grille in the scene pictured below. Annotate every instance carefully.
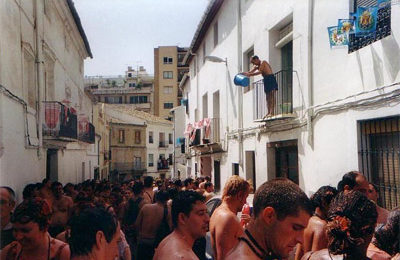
[358,116,400,210]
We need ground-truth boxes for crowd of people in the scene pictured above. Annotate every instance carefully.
[0,171,399,260]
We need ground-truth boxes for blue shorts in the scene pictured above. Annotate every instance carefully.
[263,74,278,93]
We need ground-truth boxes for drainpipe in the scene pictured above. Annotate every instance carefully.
[237,0,244,168]
[34,0,44,157]
[96,133,101,167]
[307,0,314,147]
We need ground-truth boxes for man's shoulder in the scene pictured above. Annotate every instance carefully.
[155,234,197,260]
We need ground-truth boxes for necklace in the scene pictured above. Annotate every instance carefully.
[16,235,50,260]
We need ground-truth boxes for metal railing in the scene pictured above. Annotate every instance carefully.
[42,101,77,139]
[159,141,168,148]
[78,122,95,144]
[203,118,220,143]
[253,70,294,120]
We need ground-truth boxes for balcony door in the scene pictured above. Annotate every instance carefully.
[280,41,293,114]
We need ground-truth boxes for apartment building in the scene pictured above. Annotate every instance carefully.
[85,66,154,114]
[154,46,189,119]
[183,0,400,208]
[0,0,95,195]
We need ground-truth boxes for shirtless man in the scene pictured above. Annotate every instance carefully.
[143,176,155,204]
[295,186,338,260]
[226,178,313,260]
[49,181,73,237]
[153,190,209,260]
[243,55,278,117]
[203,182,215,202]
[135,190,171,260]
[367,183,389,225]
[39,178,54,207]
[210,175,250,260]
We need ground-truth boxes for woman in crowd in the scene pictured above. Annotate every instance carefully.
[0,197,70,260]
[302,190,377,260]
[367,208,400,259]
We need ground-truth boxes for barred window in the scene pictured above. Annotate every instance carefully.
[358,116,400,210]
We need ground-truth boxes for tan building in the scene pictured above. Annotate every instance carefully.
[109,120,147,181]
[92,103,110,180]
[154,46,188,119]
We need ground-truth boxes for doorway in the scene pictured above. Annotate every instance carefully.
[275,140,298,184]
[214,160,221,192]
[46,149,58,181]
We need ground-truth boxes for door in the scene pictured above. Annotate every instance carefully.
[276,144,298,184]
[46,149,58,181]
[213,160,221,192]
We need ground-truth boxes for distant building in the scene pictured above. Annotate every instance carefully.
[85,66,154,114]
[154,46,188,119]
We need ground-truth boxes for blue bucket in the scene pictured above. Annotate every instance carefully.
[234,74,250,87]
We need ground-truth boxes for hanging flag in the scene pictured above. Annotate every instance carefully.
[377,0,391,9]
[338,19,355,34]
[327,26,349,48]
[355,6,378,36]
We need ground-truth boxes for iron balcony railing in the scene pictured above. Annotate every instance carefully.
[203,118,221,144]
[253,70,294,120]
[78,122,95,144]
[159,141,168,148]
[42,101,77,140]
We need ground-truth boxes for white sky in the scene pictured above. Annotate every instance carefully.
[74,0,209,76]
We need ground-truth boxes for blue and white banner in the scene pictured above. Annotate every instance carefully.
[328,26,349,48]
[355,6,378,36]
[338,19,355,34]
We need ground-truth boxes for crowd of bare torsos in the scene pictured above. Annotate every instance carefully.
[0,171,399,260]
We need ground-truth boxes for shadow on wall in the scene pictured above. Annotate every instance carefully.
[227,68,238,118]
[381,35,400,82]
[371,46,384,87]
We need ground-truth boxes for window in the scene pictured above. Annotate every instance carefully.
[129,83,136,88]
[159,133,165,147]
[135,130,141,144]
[169,133,173,144]
[139,96,148,103]
[164,103,173,109]
[348,0,391,53]
[358,116,400,210]
[23,49,36,108]
[168,154,173,165]
[163,71,173,79]
[106,96,123,104]
[148,154,154,167]
[118,129,125,143]
[243,48,254,93]
[214,22,218,47]
[130,96,148,104]
[149,131,153,143]
[163,57,173,64]
[128,73,132,77]
[130,96,138,104]
[164,86,173,94]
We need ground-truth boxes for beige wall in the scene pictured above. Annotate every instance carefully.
[154,46,179,118]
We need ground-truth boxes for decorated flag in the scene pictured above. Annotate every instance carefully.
[355,6,378,36]
[327,26,349,48]
[338,19,355,34]
[378,0,391,9]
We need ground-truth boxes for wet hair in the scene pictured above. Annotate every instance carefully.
[204,182,213,190]
[251,55,259,61]
[155,190,170,203]
[51,181,62,192]
[132,181,144,196]
[369,183,379,193]
[326,191,377,255]
[11,197,52,230]
[172,190,205,227]
[22,184,37,200]
[168,187,179,200]
[0,186,16,203]
[337,171,360,192]
[222,175,250,200]
[173,179,182,187]
[253,178,313,220]
[311,186,338,210]
[42,178,51,185]
[184,178,193,187]
[68,207,118,257]
[373,209,400,255]
[144,176,154,188]
[205,176,211,182]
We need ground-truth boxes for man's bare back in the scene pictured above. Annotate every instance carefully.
[153,232,199,260]
[295,215,328,259]
[210,204,243,260]
[51,195,73,226]
[135,203,171,239]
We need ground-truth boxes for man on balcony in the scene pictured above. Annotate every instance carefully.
[243,55,278,118]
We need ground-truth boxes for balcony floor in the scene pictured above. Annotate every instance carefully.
[254,113,296,123]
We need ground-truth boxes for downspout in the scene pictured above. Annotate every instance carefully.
[307,0,314,147]
[237,0,244,168]
[96,133,101,167]
[34,0,44,157]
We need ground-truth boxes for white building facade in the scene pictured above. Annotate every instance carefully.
[184,0,400,208]
[0,0,94,197]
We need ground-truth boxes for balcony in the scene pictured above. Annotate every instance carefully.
[78,117,95,144]
[188,118,223,155]
[159,141,168,148]
[253,70,302,122]
[42,102,77,141]
[157,158,170,170]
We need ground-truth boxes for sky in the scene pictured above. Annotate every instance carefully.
[74,0,209,77]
